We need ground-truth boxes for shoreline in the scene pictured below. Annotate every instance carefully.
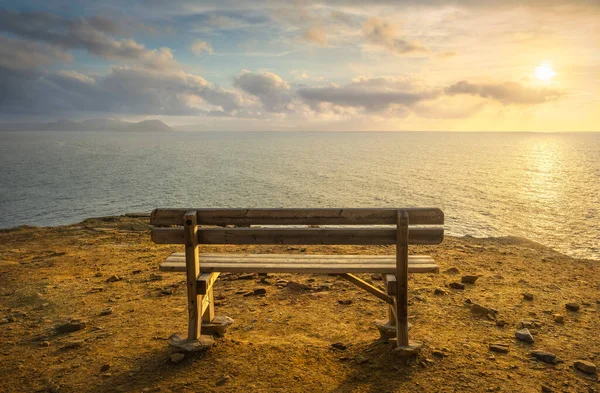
[0,214,598,392]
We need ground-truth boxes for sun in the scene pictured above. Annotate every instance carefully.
[535,63,556,81]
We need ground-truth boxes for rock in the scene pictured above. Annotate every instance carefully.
[331,342,347,351]
[433,288,447,295]
[394,341,422,357]
[106,274,122,283]
[288,281,310,290]
[531,350,561,364]
[215,375,231,386]
[161,288,174,295]
[201,316,234,337]
[444,267,460,275]
[461,275,480,284]
[169,353,185,364]
[55,319,87,334]
[99,307,113,316]
[39,341,50,347]
[374,320,412,339]
[242,291,253,297]
[371,274,382,281]
[495,319,507,327]
[62,340,84,349]
[470,303,498,317]
[338,299,353,305]
[565,303,580,312]
[515,328,534,343]
[541,385,553,392]
[523,293,534,301]
[238,273,256,280]
[574,360,597,374]
[100,364,111,372]
[432,350,448,358]
[449,282,465,290]
[553,314,564,323]
[253,287,267,296]
[168,334,214,352]
[489,343,509,354]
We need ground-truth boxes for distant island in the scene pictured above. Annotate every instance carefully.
[0,118,173,132]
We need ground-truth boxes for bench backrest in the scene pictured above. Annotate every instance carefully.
[150,208,444,245]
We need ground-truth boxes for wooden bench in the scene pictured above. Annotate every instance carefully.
[150,208,444,353]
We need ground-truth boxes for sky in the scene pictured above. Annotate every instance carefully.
[0,0,599,131]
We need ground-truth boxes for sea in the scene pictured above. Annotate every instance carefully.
[0,131,598,260]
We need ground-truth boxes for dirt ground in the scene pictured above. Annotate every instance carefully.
[0,215,598,393]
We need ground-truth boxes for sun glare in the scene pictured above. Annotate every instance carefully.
[535,64,556,81]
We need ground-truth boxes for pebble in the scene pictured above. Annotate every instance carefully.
[495,319,507,327]
[432,350,448,358]
[55,319,87,334]
[489,343,509,354]
[371,274,382,281]
[215,375,231,386]
[461,275,480,284]
[541,385,553,392]
[553,314,564,323]
[62,340,84,349]
[449,282,465,290]
[253,287,267,296]
[39,341,51,347]
[100,363,111,372]
[238,273,256,280]
[433,288,447,295]
[573,360,597,374]
[99,308,113,316]
[523,293,534,301]
[565,303,580,312]
[169,353,185,364]
[471,303,498,317]
[338,299,353,305]
[515,328,534,343]
[444,267,460,275]
[531,350,561,364]
[106,274,122,283]
[161,288,174,295]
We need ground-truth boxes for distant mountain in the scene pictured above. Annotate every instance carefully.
[0,118,173,132]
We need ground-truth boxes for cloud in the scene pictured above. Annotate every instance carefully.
[301,25,328,46]
[0,35,72,71]
[297,76,439,112]
[445,80,563,105]
[362,17,429,55]
[0,9,175,69]
[189,40,214,55]
[233,70,294,112]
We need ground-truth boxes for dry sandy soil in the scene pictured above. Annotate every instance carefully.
[0,215,599,393]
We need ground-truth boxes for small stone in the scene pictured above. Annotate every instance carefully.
[433,288,447,295]
[489,343,509,354]
[461,275,480,284]
[201,316,234,337]
[161,288,174,295]
[338,299,353,305]
[100,364,111,372]
[238,273,256,280]
[531,350,561,364]
[471,303,498,317]
[253,287,267,296]
[62,340,84,349]
[99,308,113,316]
[523,293,534,301]
[331,342,347,351]
[432,350,448,358]
[565,303,580,312]
[242,291,253,297]
[149,273,163,281]
[167,334,214,352]
[553,314,564,323]
[515,328,534,343]
[169,353,185,364]
[39,341,50,347]
[444,267,460,275]
[106,274,122,283]
[371,274,382,281]
[394,341,422,357]
[215,375,231,386]
[541,385,553,393]
[55,319,87,334]
[449,282,465,290]
[495,319,507,327]
[355,355,369,364]
[574,360,597,374]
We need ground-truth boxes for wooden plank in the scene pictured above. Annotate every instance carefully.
[184,211,201,341]
[151,208,444,226]
[159,261,439,274]
[396,210,410,347]
[166,253,434,265]
[339,273,394,304]
[197,272,220,295]
[151,227,443,245]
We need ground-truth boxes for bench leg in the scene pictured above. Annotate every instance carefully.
[202,286,215,323]
[184,212,201,341]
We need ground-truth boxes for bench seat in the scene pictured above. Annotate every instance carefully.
[159,253,439,274]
